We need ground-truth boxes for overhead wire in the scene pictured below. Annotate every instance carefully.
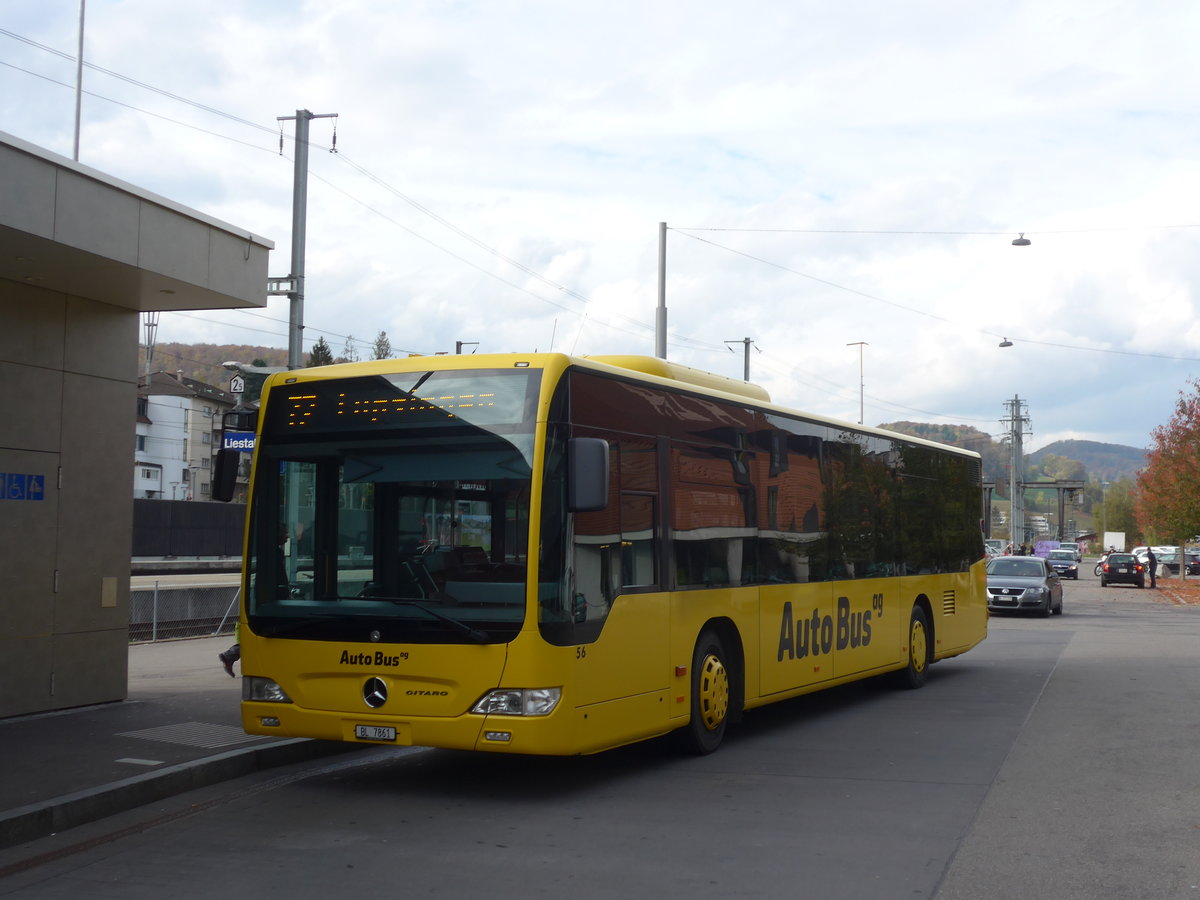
[324,154,724,352]
[7,26,1193,436]
[0,27,722,352]
[680,224,1200,237]
[671,228,1200,362]
[750,351,1002,426]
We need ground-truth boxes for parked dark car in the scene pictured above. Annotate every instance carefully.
[1046,549,1079,579]
[986,555,1063,617]
[1100,553,1145,588]
[1157,551,1200,576]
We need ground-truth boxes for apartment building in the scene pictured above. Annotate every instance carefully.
[135,371,236,501]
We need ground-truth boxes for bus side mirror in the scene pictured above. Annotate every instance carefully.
[212,447,239,502]
[568,437,609,512]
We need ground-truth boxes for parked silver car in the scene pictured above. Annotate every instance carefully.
[986,555,1064,617]
[1058,541,1082,562]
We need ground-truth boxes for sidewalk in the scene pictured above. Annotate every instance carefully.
[0,635,357,850]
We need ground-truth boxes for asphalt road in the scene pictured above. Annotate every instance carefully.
[2,567,1197,899]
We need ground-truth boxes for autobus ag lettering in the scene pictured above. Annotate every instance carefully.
[339,649,404,667]
[836,596,872,650]
[778,602,836,661]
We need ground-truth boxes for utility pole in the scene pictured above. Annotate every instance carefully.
[725,337,755,382]
[143,311,159,381]
[272,109,338,369]
[655,222,668,359]
[73,0,85,160]
[1001,396,1031,546]
[847,341,867,424]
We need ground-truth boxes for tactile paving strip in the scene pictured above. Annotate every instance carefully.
[117,721,265,748]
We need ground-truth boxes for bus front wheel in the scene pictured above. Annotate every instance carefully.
[675,630,730,755]
[896,605,930,689]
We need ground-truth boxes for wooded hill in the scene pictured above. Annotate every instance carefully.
[138,343,291,393]
[1029,440,1146,483]
[880,422,1145,486]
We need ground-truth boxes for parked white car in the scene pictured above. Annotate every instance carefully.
[1133,546,1174,565]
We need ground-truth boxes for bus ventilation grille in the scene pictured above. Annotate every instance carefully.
[942,590,957,616]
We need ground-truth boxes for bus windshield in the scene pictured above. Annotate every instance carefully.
[245,369,540,644]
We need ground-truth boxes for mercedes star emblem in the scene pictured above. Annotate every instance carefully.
[363,677,388,708]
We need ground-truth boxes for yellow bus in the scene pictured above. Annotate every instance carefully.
[218,353,987,755]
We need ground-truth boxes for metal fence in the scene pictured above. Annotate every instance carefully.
[132,499,247,558]
[129,584,240,643]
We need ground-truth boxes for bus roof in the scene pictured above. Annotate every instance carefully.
[262,352,980,461]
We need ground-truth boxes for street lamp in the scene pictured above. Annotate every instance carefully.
[222,361,288,376]
[1101,481,1110,547]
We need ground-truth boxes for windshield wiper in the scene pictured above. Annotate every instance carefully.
[339,595,490,643]
[407,371,434,395]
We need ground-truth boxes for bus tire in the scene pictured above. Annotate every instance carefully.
[896,604,930,690]
[675,630,731,755]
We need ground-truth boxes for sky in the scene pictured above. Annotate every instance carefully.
[4,0,1200,453]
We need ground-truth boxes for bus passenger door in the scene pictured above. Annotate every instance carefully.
[760,582,837,695]
[831,576,900,679]
[568,440,671,750]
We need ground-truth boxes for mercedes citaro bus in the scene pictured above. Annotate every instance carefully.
[214,353,987,755]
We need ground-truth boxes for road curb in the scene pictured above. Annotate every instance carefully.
[0,738,360,851]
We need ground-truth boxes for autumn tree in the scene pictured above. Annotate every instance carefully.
[307,336,335,367]
[1136,377,1200,544]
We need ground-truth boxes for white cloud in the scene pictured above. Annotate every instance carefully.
[3,0,1199,453]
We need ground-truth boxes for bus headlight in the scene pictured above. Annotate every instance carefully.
[243,677,293,703]
[471,688,561,717]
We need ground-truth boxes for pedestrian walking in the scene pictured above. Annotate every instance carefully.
[219,622,240,677]
[1147,547,1158,589]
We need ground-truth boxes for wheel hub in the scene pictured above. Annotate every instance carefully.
[698,653,729,731]
[910,620,927,673]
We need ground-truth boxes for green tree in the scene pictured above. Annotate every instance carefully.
[372,330,392,360]
[1095,477,1139,543]
[307,336,335,367]
[1136,378,1200,544]
[1035,453,1087,482]
[241,357,271,403]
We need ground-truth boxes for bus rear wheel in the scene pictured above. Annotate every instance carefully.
[675,630,730,754]
[896,605,930,689]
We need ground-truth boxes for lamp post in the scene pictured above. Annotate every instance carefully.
[1101,480,1110,548]
[847,342,867,424]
